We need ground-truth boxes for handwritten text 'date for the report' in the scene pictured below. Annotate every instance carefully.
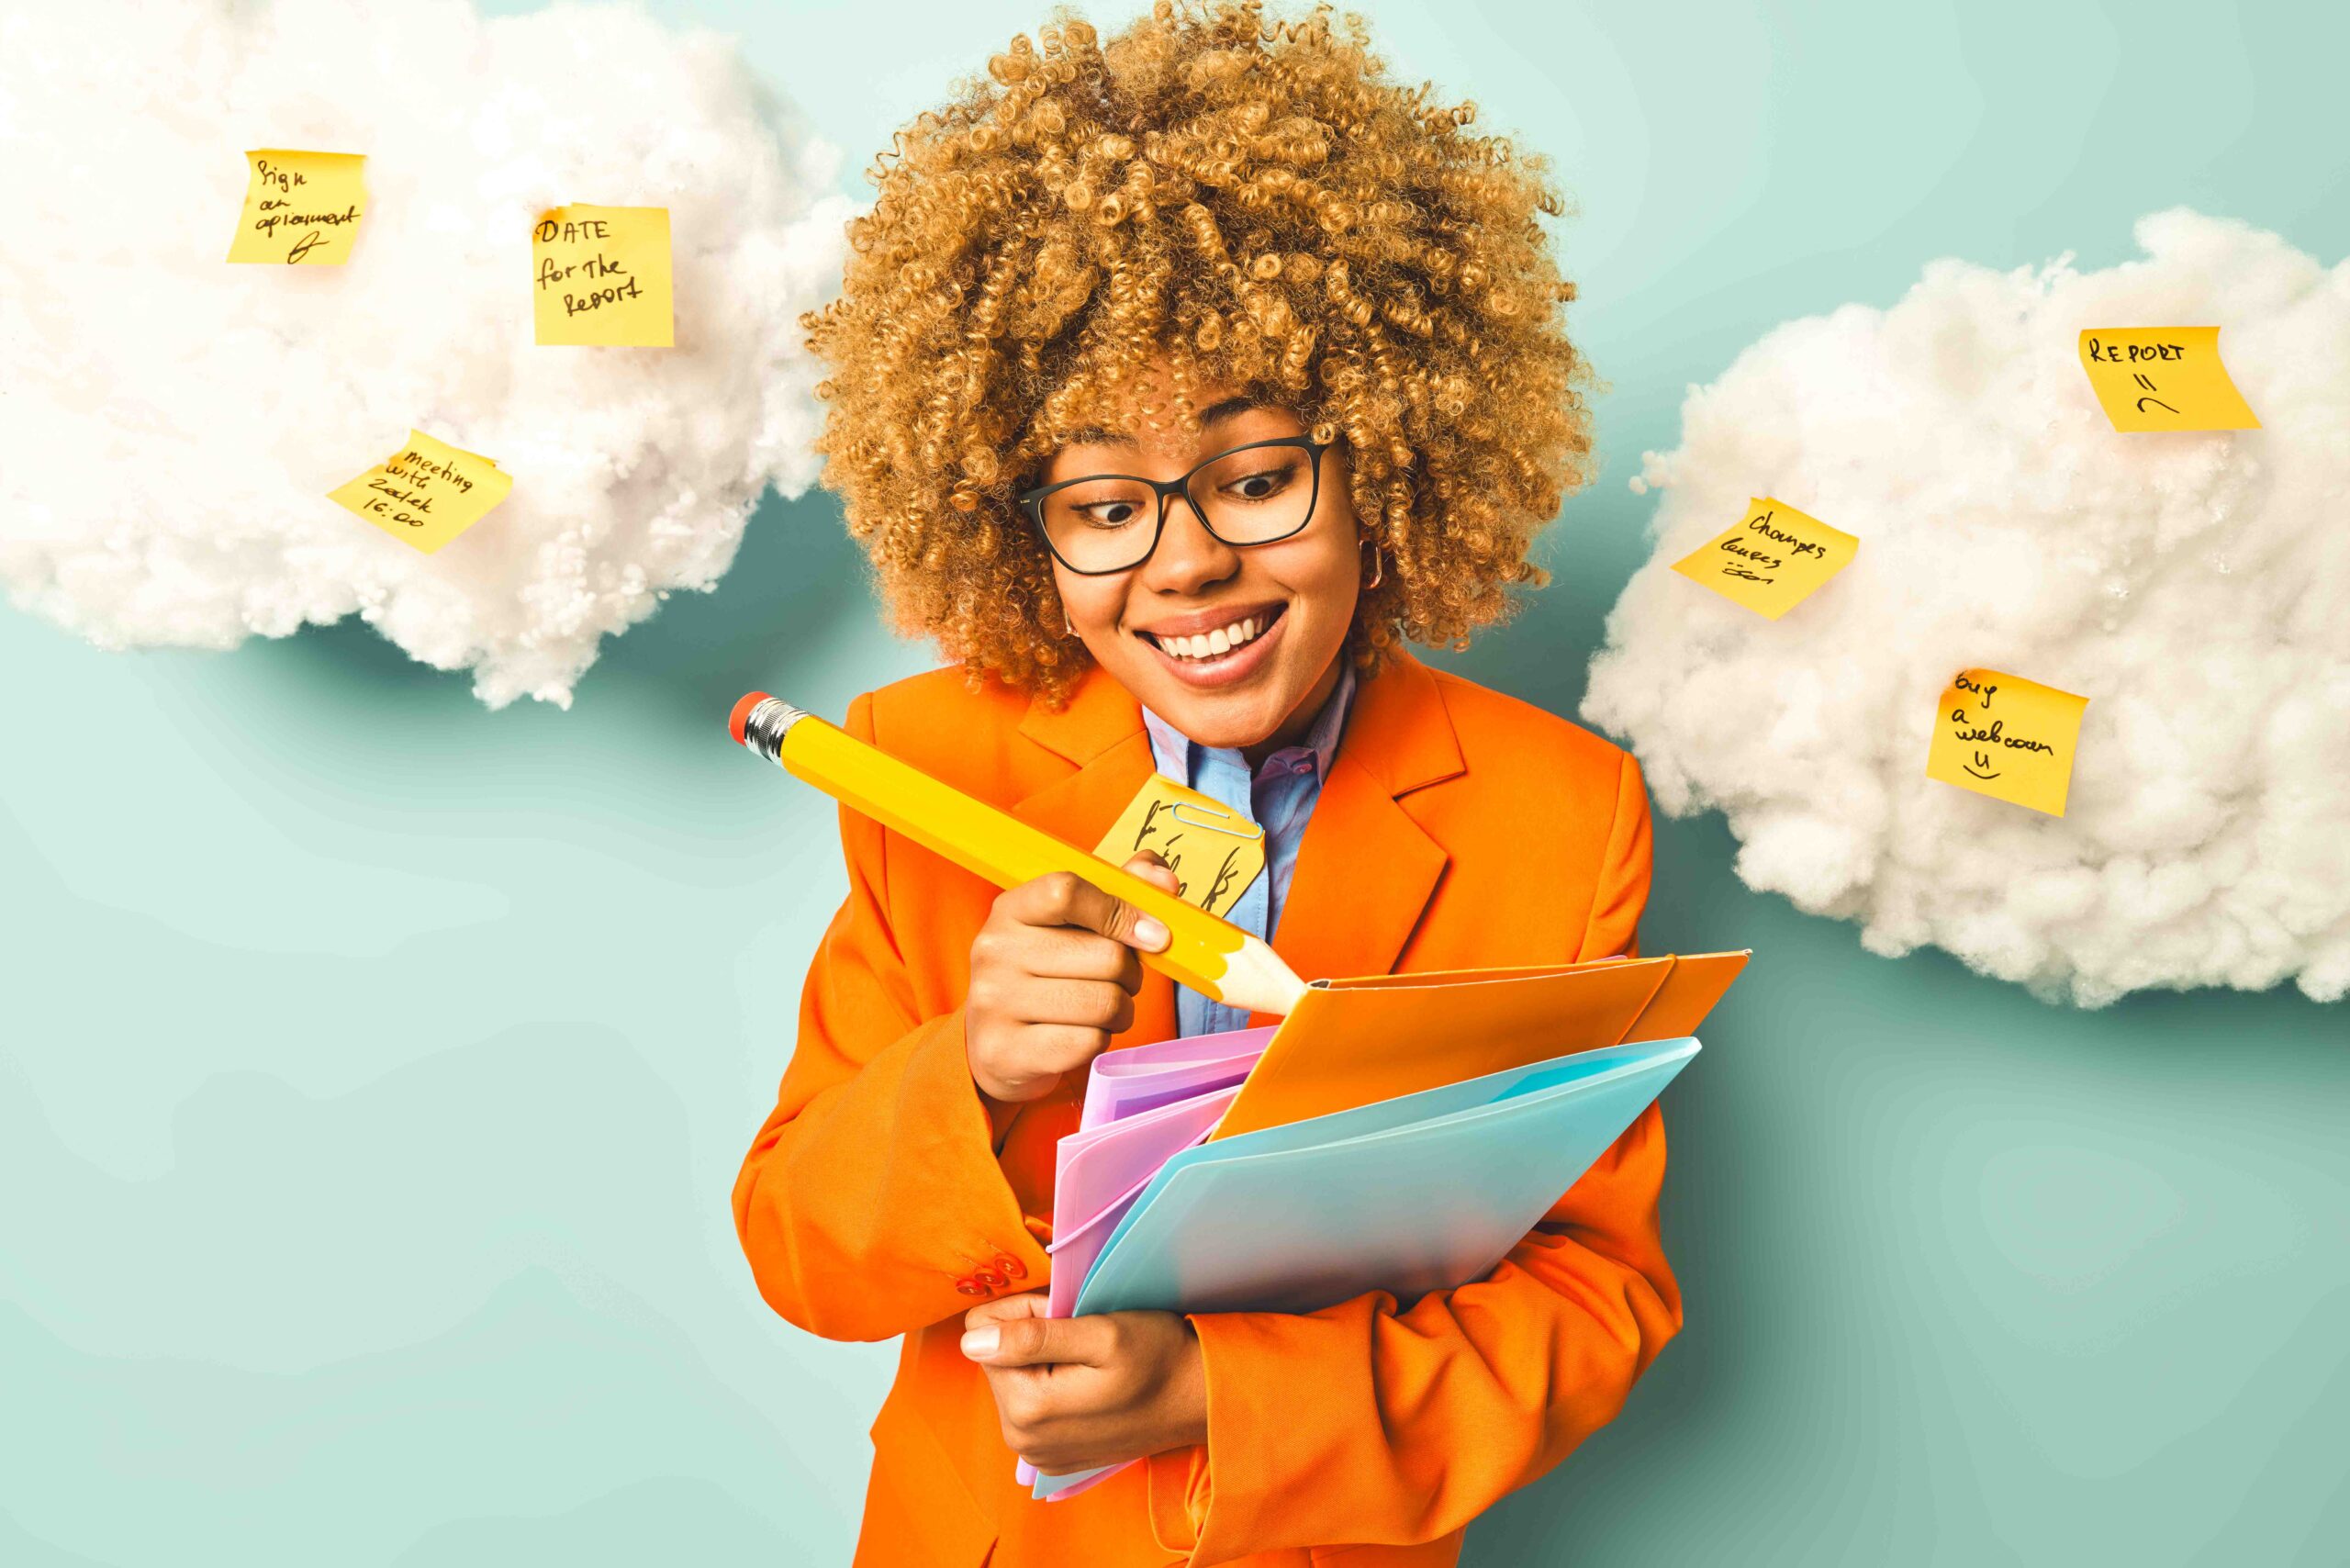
[327,431,513,555]
[532,205,674,347]
[1924,668,2090,817]
[227,150,367,265]
[1669,497,1858,621]
[1093,774,1267,920]
[2078,327,2258,432]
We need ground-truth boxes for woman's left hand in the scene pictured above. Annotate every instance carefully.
[961,1291,1207,1474]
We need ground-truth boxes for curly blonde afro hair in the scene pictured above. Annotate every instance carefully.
[804,0,1594,700]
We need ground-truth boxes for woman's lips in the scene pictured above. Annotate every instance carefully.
[1136,604,1289,690]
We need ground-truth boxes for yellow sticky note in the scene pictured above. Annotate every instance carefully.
[2078,327,2258,431]
[532,205,674,346]
[1669,497,1859,620]
[328,431,514,555]
[1093,774,1266,919]
[226,150,367,265]
[1926,668,2089,817]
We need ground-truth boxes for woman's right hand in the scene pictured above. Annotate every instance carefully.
[966,855,1178,1105]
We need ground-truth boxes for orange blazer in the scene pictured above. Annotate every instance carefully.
[733,647,1680,1568]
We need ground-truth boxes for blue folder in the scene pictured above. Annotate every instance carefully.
[1031,1035,1699,1498]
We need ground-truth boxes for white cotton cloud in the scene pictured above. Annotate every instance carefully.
[1584,211,2350,1006]
[0,0,851,707]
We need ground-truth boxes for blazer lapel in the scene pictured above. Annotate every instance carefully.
[1010,659,1155,838]
[1268,650,1465,1003]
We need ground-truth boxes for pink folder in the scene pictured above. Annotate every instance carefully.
[1048,1085,1243,1316]
[1014,1084,1241,1499]
[1080,1025,1272,1127]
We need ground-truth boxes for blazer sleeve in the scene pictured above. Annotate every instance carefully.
[1144,749,1679,1564]
[732,691,1052,1343]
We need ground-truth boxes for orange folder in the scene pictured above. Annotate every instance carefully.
[1210,951,1749,1141]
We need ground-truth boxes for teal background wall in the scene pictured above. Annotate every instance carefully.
[6,1,2346,1562]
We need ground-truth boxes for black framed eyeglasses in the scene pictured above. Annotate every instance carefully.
[1017,436,1330,576]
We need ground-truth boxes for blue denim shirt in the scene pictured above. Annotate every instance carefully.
[1140,660,1359,1039]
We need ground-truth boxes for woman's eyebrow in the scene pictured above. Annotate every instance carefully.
[1060,397,1270,450]
[1198,396,1266,429]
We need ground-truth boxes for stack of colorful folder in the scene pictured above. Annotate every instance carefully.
[1018,948,1749,1500]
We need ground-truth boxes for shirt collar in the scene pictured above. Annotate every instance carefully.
[1142,657,1359,789]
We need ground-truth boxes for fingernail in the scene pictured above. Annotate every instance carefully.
[1134,916,1169,951]
[960,1327,1001,1360]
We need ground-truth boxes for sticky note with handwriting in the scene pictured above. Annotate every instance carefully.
[1092,774,1266,919]
[328,431,513,554]
[226,150,367,265]
[1925,668,2089,817]
[533,205,674,346]
[1669,497,1858,620]
[2078,328,2257,432]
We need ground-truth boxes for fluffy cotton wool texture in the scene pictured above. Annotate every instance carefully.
[0,0,850,707]
[1585,211,2350,1007]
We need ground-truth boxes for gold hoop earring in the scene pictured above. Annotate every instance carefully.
[1063,606,1078,638]
[1360,539,1383,590]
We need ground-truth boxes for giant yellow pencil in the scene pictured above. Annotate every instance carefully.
[729,693,1311,1018]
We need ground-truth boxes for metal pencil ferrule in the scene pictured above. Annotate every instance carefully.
[738,697,810,763]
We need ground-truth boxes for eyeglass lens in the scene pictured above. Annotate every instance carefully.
[1036,442,1318,574]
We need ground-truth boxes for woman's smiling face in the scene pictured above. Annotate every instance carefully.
[1043,367,1362,756]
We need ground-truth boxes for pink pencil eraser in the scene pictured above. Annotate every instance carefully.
[729,691,773,746]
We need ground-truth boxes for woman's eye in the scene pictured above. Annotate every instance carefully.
[1222,467,1292,502]
[1081,501,1140,528]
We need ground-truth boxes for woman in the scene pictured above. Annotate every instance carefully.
[733,5,1678,1562]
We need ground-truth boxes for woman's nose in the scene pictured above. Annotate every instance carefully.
[1141,498,1240,594]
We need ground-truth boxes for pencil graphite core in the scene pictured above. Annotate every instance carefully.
[731,693,1309,1018]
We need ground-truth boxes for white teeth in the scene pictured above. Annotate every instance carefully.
[1154,613,1270,660]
